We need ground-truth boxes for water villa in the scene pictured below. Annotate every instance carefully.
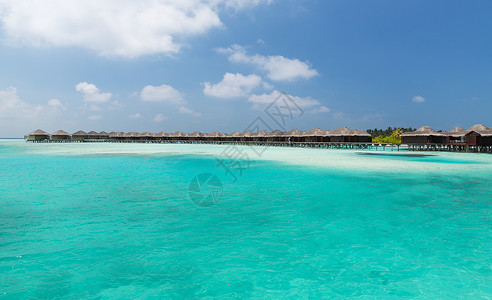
[27,129,50,141]
[51,130,71,141]
[401,124,492,152]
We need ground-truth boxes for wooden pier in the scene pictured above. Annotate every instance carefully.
[407,143,492,153]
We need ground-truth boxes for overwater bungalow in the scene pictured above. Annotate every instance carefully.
[87,131,101,140]
[262,131,273,142]
[400,126,447,144]
[155,132,168,141]
[285,129,304,143]
[110,132,124,141]
[99,131,110,139]
[465,124,492,146]
[243,131,254,142]
[206,131,221,142]
[329,127,372,143]
[352,129,373,143]
[72,130,88,141]
[140,132,153,141]
[188,131,203,141]
[269,130,284,142]
[302,128,328,143]
[228,131,243,142]
[403,124,492,146]
[253,131,266,142]
[445,127,467,144]
[27,129,50,141]
[170,131,184,141]
[51,130,71,141]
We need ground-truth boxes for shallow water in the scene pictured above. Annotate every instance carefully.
[0,140,491,298]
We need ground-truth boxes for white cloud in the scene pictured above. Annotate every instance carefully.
[129,113,141,119]
[248,90,317,108]
[179,106,201,117]
[412,95,425,103]
[311,106,330,113]
[75,82,112,103]
[218,44,318,81]
[0,87,76,137]
[89,104,102,111]
[154,113,166,122]
[47,98,66,110]
[0,87,43,119]
[211,0,273,10]
[141,85,184,104]
[0,0,271,57]
[203,73,262,98]
[248,90,328,112]
[262,82,274,90]
[140,83,200,116]
[88,115,102,120]
[108,100,123,110]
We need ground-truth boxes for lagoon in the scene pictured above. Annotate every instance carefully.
[0,139,491,298]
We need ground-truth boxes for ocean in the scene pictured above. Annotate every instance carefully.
[0,139,491,298]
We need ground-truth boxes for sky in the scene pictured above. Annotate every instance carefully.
[0,0,491,137]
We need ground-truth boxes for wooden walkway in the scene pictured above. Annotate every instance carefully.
[407,143,492,153]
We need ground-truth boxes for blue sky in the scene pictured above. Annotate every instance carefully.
[0,0,491,137]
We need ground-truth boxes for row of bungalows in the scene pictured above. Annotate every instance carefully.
[25,130,111,142]
[26,127,372,143]
[401,124,492,146]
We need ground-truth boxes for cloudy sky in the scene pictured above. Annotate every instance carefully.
[0,0,491,137]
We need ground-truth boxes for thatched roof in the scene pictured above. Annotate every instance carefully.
[208,131,221,137]
[87,131,100,136]
[270,130,283,136]
[51,130,70,136]
[467,124,492,136]
[230,131,243,137]
[445,127,467,137]
[285,129,303,136]
[353,129,371,137]
[189,131,203,137]
[303,128,327,136]
[468,124,489,132]
[243,131,254,137]
[156,131,168,137]
[72,130,88,136]
[99,131,109,136]
[400,126,443,137]
[256,130,267,137]
[325,127,369,136]
[332,127,352,136]
[169,131,184,137]
[29,129,49,135]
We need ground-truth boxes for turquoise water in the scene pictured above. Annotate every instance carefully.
[0,140,491,298]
